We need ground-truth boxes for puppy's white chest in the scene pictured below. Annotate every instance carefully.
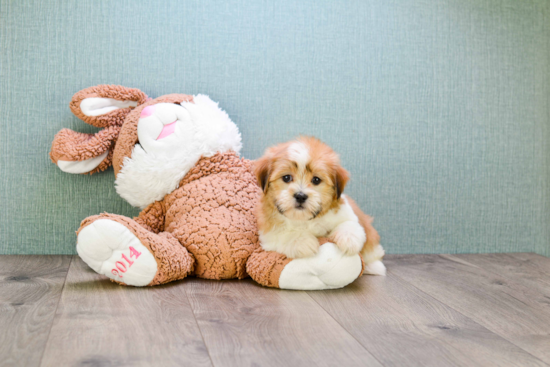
[280,211,339,237]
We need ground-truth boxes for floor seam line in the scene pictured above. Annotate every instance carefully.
[304,290,386,367]
[387,268,548,366]
[37,255,73,367]
[181,282,216,367]
[388,255,550,367]
[508,253,550,278]
[448,253,550,285]
[441,254,550,316]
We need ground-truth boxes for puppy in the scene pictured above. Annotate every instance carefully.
[254,136,386,275]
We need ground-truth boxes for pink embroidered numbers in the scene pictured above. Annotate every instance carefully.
[111,246,142,279]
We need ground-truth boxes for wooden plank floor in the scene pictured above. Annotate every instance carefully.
[1,254,549,367]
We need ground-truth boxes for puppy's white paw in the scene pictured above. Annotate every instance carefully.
[77,219,158,286]
[331,221,366,256]
[286,234,320,259]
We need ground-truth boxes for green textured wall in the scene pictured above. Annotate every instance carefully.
[1,0,549,255]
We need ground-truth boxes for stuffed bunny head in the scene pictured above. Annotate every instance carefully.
[51,85,242,208]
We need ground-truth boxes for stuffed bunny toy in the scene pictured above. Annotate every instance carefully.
[50,85,367,289]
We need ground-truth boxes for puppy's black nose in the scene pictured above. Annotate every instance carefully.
[294,192,308,204]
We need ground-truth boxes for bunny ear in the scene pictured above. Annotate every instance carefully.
[70,85,148,128]
[50,85,149,175]
[50,126,121,174]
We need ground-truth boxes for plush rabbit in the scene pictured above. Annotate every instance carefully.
[50,85,366,289]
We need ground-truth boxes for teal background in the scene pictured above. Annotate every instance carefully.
[1,0,549,255]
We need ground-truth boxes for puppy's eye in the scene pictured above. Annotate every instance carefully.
[311,176,322,185]
[282,175,293,183]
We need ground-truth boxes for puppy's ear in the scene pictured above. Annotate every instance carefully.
[254,155,272,193]
[334,166,350,199]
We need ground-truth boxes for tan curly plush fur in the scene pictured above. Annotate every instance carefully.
[50,85,148,175]
[76,151,294,285]
[159,152,261,279]
[51,85,367,289]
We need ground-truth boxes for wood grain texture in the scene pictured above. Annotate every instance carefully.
[183,277,383,367]
[0,255,71,367]
[385,254,550,364]
[3,254,550,367]
[308,272,548,367]
[39,257,212,367]
[450,253,550,298]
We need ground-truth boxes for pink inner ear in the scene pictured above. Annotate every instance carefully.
[141,105,155,118]
[157,121,177,140]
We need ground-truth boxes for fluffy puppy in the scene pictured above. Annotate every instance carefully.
[254,136,385,275]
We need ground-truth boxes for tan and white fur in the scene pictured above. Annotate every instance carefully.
[254,136,386,275]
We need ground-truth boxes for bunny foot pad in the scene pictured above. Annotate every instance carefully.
[77,219,158,286]
[279,243,363,290]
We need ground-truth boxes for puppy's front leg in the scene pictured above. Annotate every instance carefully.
[329,221,366,256]
[286,232,320,259]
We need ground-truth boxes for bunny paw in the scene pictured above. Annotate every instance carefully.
[77,219,158,286]
[278,242,363,290]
